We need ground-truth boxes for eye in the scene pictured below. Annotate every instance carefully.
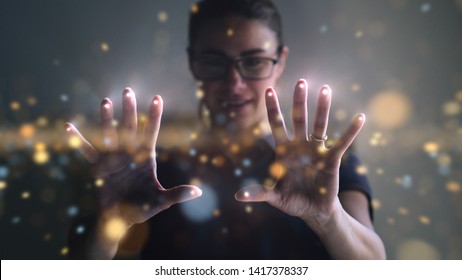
[241,57,265,68]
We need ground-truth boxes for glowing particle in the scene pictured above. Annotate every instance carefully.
[21,191,30,199]
[269,162,286,179]
[367,91,412,129]
[189,148,197,157]
[299,82,305,89]
[401,175,413,189]
[321,87,330,95]
[244,191,250,198]
[211,155,225,167]
[76,225,85,234]
[234,168,242,177]
[67,205,79,217]
[157,11,168,23]
[190,132,198,140]
[36,117,48,127]
[356,165,368,175]
[100,42,110,52]
[111,119,119,127]
[213,209,221,217]
[190,4,199,13]
[420,3,431,13]
[456,90,462,101]
[27,96,37,106]
[442,101,461,116]
[398,207,409,215]
[195,89,204,99]
[0,181,6,190]
[11,216,21,224]
[446,181,461,193]
[387,217,395,225]
[10,101,21,111]
[419,216,431,225]
[230,143,240,154]
[60,94,69,102]
[245,205,253,213]
[199,154,208,164]
[226,28,234,37]
[242,158,252,167]
[190,178,201,186]
[34,151,49,164]
[275,145,287,155]
[351,83,361,92]
[396,239,440,260]
[61,247,69,256]
[253,127,261,136]
[355,30,364,38]
[104,217,127,241]
[263,41,271,50]
[19,124,36,139]
[423,141,439,154]
[319,24,328,33]
[95,178,104,187]
[376,168,384,175]
[372,199,382,210]
[44,233,52,241]
[318,187,327,195]
[68,135,82,149]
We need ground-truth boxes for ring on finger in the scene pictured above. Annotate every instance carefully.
[309,133,328,142]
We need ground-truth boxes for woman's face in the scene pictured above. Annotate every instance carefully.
[190,17,288,132]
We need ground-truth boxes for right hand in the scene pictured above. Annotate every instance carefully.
[65,88,202,229]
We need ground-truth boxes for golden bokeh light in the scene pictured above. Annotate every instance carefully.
[158,11,168,23]
[10,101,21,111]
[100,42,110,52]
[104,217,127,241]
[60,247,69,256]
[21,191,30,199]
[372,199,382,209]
[33,151,50,164]
[27,96,37,106]
[190,4,199,14]
[423,141,439,154]
[226,28,234,37]
[367,90,412,129]
[442,101,461,116]
[269,162,286,179]
[245,205,253,213]
[356,165,368,175]
[19,124,36,138]
[419,215,431,225]
[396,239,440,259]
[446,181,461,193]
[0,181,6,190]
[68,135,82,149]
[95,178,104,188]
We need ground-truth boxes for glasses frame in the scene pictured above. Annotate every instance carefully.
[190,46,283,81]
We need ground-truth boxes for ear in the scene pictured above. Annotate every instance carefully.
[274,46,289,80]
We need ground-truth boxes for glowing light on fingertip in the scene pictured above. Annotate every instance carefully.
[267,91,273,97]
[153,99,159,105]
[299,82,305,89]
[103,103,110,109]
[244,192,250,198]
[322,88,330,95]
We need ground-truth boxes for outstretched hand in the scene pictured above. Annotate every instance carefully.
[235,80,365,227]
[65,88,202,228]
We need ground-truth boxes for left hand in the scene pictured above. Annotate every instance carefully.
[235,79,365,227]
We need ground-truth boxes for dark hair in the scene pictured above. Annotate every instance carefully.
[188,0,284,48]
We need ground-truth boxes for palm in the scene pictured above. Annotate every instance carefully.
[65,88,201,227]
[236,80,364,223]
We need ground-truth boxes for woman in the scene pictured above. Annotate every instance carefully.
[66,0,386,259]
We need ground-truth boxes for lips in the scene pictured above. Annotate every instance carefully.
[223,99,253,108]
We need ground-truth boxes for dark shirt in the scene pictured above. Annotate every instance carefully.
[139,135,372,259]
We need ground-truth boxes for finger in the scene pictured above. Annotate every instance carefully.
[142,96,163,152]
[100,98,118,151]
[330,114,365,160]
[312,85,332,140]
[265,87,288,145]
[64,122,99,163]
[159,185,202,210]
[292,79,308,141]
[121,87,138,150]
[235,184,274,202]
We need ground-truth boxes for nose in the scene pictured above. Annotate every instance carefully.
[224,63,246,91]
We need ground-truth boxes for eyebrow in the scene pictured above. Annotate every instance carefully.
[197,48,266,57]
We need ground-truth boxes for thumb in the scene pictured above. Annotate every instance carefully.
[162,185,202,208]
[235,184,272,202]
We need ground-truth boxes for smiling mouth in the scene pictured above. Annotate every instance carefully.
[223,99,253,108]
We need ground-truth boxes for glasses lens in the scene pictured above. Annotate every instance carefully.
[238,58,274,79]
[192,57,228,79]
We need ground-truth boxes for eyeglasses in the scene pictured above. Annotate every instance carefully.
[190,49,282,81]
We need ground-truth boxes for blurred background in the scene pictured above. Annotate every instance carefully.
[1,0,461,259]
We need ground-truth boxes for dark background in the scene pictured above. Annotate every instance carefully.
[1,0,461,259]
